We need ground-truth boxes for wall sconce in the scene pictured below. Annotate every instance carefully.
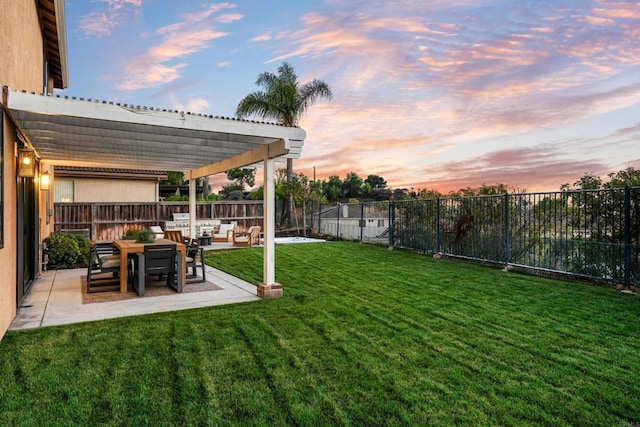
[18,148,36,177]
[41,171,50,191]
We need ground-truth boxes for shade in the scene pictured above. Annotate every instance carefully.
[5,89,305,176]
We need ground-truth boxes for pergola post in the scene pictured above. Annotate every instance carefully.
[257,155,283,298]
[189,178,196,239]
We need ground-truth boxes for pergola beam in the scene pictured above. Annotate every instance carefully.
[187,139,288,180]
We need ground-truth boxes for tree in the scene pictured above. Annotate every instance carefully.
[161,171,186,186]
[605,167,640,188]
[365,174,387,189]
[226,168,256,189]
[341,172,364,200]
[323,175,343,202]
[236,62,333,227]
[561,173,602,191]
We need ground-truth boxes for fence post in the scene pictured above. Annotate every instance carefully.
[337,202,341,239]
[318,203,322,235]
[624,186,631,289]
[389,201,395,247]
[436,198,441,253]
[360,202,364,242]
[310,200,315,233]
[504,193,510,265]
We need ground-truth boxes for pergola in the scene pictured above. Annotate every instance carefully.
[4,88,306,296]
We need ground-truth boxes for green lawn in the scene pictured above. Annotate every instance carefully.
[1,241,639,426]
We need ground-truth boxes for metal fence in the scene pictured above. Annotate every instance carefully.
[310,187,640,287]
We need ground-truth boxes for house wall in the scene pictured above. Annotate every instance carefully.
[0,116,18,338]
[72,178,159,203]
[0,1,46,338]
[0,1,45,93]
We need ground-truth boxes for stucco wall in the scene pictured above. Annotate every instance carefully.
[73,178,159,203]
[0,1,45,338]
[0,1,45,92]
[0,117,18,337]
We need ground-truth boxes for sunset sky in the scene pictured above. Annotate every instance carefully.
[62,0,640,193]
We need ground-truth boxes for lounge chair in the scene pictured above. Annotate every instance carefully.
[164,229,186,244]
[232,225,261,247]
[212,222,236,242]
[150,225,164,239]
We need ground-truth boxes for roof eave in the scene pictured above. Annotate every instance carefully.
[54,0,69,89]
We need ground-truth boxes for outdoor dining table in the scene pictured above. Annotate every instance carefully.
[113,238,187,293]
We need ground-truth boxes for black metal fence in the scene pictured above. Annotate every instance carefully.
[310,187,640,287]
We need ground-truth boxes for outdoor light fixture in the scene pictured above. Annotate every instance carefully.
[18,148,36,177]
[41,171,50,191]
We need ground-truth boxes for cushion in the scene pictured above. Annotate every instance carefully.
[101,258,121,269]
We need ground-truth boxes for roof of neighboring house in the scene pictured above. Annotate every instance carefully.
[38,0,68,89]
[54,166,167,180]
[320,204,387,219]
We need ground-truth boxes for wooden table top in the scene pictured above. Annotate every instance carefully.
[114,238,186,252]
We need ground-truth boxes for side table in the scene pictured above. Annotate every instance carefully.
[198,236,212,246]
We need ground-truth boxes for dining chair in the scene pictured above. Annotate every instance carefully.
[134,244,177,296]
[186,240,206,283]
[86,243,121,293]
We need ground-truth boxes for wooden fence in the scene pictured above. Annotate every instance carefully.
[54,201,265,241]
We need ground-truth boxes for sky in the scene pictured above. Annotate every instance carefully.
[62,0,640,193]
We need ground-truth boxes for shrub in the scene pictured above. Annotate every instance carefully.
[71,234,92,266]
[123,227,142,238]
[135,228,155,243]
[43,233,81,268]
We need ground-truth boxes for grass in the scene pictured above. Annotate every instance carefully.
[1,241,639,426]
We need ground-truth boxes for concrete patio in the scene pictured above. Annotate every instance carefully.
[9,263,259,331]
[9,236,326,331]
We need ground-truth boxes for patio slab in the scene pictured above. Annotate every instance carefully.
[9,236,326,331]
[9,265,259,330]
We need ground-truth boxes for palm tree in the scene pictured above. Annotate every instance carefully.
[236,61,333,227]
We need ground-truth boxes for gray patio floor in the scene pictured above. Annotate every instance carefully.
[9,264,259,330]
[9,236,326,331]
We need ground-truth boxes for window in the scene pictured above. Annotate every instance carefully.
[54,179,74,203]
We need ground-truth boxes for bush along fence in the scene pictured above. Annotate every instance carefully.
[310,187,640,288]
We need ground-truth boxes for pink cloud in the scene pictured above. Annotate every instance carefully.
[115,4,240,91]
[79,12,115,37]
[250,32,273,42]
[78,0,142,37]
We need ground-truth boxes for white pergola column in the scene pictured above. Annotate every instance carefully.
[257,155,283,298]
[189,178,196,239]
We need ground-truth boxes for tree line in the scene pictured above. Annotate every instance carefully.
[162,166,640,203]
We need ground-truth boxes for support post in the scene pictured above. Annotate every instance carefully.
[189,178,196,239]
[258,155,283,298]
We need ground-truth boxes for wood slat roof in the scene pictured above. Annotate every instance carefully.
[6,89,306,176]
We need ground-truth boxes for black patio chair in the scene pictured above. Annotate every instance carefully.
[86,244,121,293]
[186,240,206,284]
[134,244,178,297]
